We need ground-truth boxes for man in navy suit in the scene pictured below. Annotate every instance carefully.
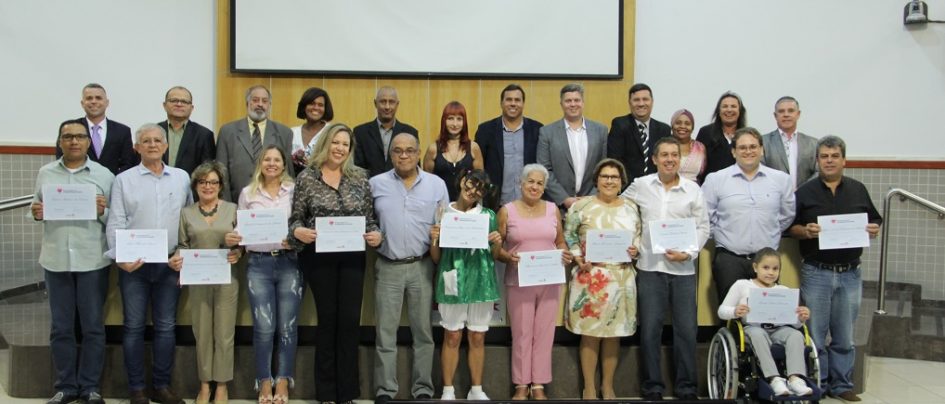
[157,86,215,176]
[56,83,138,175]
[474,84,543,206]
[607,83,672,186]
[353,86,419,178]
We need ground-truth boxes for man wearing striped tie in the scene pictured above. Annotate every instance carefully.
[216,85,294,202]
[606,83,672,188]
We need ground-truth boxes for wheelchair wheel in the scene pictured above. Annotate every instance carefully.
[707,327,740,399]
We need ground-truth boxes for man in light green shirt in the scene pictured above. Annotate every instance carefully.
[31,119,114,404]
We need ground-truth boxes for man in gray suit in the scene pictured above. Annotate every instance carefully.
[762,96,818,188]
[216,85,294,201]
[537,83,608,210]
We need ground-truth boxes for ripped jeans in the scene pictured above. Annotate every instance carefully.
[246,251,304,388]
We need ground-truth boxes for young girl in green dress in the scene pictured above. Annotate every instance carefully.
[430,169,503,400]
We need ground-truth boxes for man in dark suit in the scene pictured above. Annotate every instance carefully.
[157,86,215,176]
[56,83,138,175]
[537,83,608,210]
[353,86,419,178]
[606,83,671,186]
[216,85,294,202]
[474,84,543,206]
[761,96,818,189]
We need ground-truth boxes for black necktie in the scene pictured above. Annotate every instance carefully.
[252,122,262,160]
[638,123,649,173]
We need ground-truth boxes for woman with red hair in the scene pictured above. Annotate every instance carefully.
[423,101,484,202]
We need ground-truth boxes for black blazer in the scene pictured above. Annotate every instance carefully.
[606,114,671,184]
[157,120,216,175]
[55,117,138,175]
[474,117,543,195]
[695,124,735,183]
[353,120,419,178]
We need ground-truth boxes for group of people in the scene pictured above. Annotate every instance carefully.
[33,80,881,404]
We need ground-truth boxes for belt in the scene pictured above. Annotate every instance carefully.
[716,247,755,260]
[249,250,287,257]
[805,259,860,273]
[379,253,428,264]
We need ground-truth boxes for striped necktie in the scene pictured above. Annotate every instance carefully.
[252,122,262,159]
[638,123,649,173]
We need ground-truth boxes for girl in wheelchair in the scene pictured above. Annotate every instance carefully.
[717,247,814,397]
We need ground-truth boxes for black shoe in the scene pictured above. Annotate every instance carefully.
[375,394,392,404]
[83,391,106,404]
[47,392,80,404]
[151,387,185,404]
[677,392,698,400]
[643,392,663,401]
[415,393,432,400]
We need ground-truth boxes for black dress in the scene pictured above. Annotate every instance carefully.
[433,150,474,201]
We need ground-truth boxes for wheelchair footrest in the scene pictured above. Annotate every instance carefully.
[756,375,823,401]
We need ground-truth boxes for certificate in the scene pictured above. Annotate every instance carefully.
[648,218,698,254]
[746,287,800,325]
[180,249,231,285]
[818,213,870,250]
[439,212,489,249]
[115,229,168,263]
[42,184,97,221]
[517,249,566,287]
[237,209,287,246]
[315,216,366,252]
[585,229,633,263]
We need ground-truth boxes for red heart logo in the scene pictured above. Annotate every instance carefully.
[251,213,256,218]
[453,216,458,221]
[831,219,836,223]
[57,187,63,193]
[329,220,334,225]
[193,253,199,258]
[530,255,535,260]
[599,233,604,238]
[130,234,135,239]
[763,291,768,296]
[661,223,667,228]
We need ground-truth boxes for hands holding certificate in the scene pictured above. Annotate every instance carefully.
[576,243,638,272]
[292,217,382,250]
[32,194,106,220]
[735,303,810,324]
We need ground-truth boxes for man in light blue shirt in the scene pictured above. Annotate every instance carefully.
[106,123,191,404]
[369,133,449,404]
[702,127,795,302]
[32,119,114,404]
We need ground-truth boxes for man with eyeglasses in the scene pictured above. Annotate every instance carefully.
[55,83,138,175]
[33,120,114,404]
[702,127,795,301]
[354,86,420,178]
[106,124,192,404]
[369,133,449,404]
[157,86,215,175]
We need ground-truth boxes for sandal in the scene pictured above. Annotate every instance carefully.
[531,384,548,400]
[512,385,529,400]
[257,394,273,404]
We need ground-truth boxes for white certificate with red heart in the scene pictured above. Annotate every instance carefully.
[648,218,697,254]
[42,184,97,220]
[315,216,366,252]
[237,208,287,246]
[180,249,231,285]
[517,249,566,287]
[115,229,168,263]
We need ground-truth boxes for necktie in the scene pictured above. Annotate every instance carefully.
[638,123,649,173]
[91,125,103,158]
[252,122,262,159]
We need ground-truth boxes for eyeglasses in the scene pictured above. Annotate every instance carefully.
[391,148,418,157]
[598,174,621,182]
[735,144,760,152]
[60,134,89,142]
[166,98,192,105]
[197,180,220,186]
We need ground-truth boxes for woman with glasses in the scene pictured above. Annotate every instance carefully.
[564,158,641,400]
[422,101,484,203]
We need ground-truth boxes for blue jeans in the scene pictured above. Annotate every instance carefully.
[45,267,108,396]
[800,263,862,395]
[119,263,181,391]
[246,252,303,388]
[636,270,698,397]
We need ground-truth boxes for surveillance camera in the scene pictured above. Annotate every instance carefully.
[904,1,929,25]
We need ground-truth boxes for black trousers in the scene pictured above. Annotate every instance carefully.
[711,249,755,303]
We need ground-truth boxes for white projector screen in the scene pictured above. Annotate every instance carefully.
[231,0,623,78]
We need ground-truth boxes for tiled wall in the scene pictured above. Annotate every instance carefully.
[2,154,944,300]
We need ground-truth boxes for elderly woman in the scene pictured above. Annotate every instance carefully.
[695,91,746,182]
[422,101,484,202]
[169,162,241,404]
[497,164,572,400]
[670,109,706,183]
[564,158,641,400]
[291,87,334,174]
[224,144,300,404]
[289,123,382,404]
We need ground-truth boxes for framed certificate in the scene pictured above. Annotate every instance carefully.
[585,229,633,263]
[439,212,489,249]
[315,216,366,252]
[517,249,566,287]
[42,184,97,221]
[237,208,288,246]
[115,229,168,263]
[180,249,231,285]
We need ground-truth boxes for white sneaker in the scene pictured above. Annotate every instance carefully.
[440,386,457,400]
[467,389,490,400]
[770,376,791,396]
[788,376,813,396]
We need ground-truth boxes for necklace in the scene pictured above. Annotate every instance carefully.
[520,200,541,215]
[198,203,218,217]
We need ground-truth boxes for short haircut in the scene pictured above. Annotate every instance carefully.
[245,85,271,103]
[592,158,629,190]
[500,84,526,102]
[164,86,193,101]
[559,83,584,100]
[134,123,167,143]
[520,163,549,184]
[628,83,652,98]
[295,87,335,121]
[711,91,747,130]
[733,127,763,147]
[774,95,800,111]
[190,161,227,199]
[83,83,106,94]
[817,135,847,158]
[653,136,681,156]
[58,119,88,142]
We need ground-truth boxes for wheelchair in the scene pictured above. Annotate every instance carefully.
[707,320,823,403]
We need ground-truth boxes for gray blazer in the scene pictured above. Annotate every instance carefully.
[216,118,295,201]
[761,130,818,188]
[537,118,608,205]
